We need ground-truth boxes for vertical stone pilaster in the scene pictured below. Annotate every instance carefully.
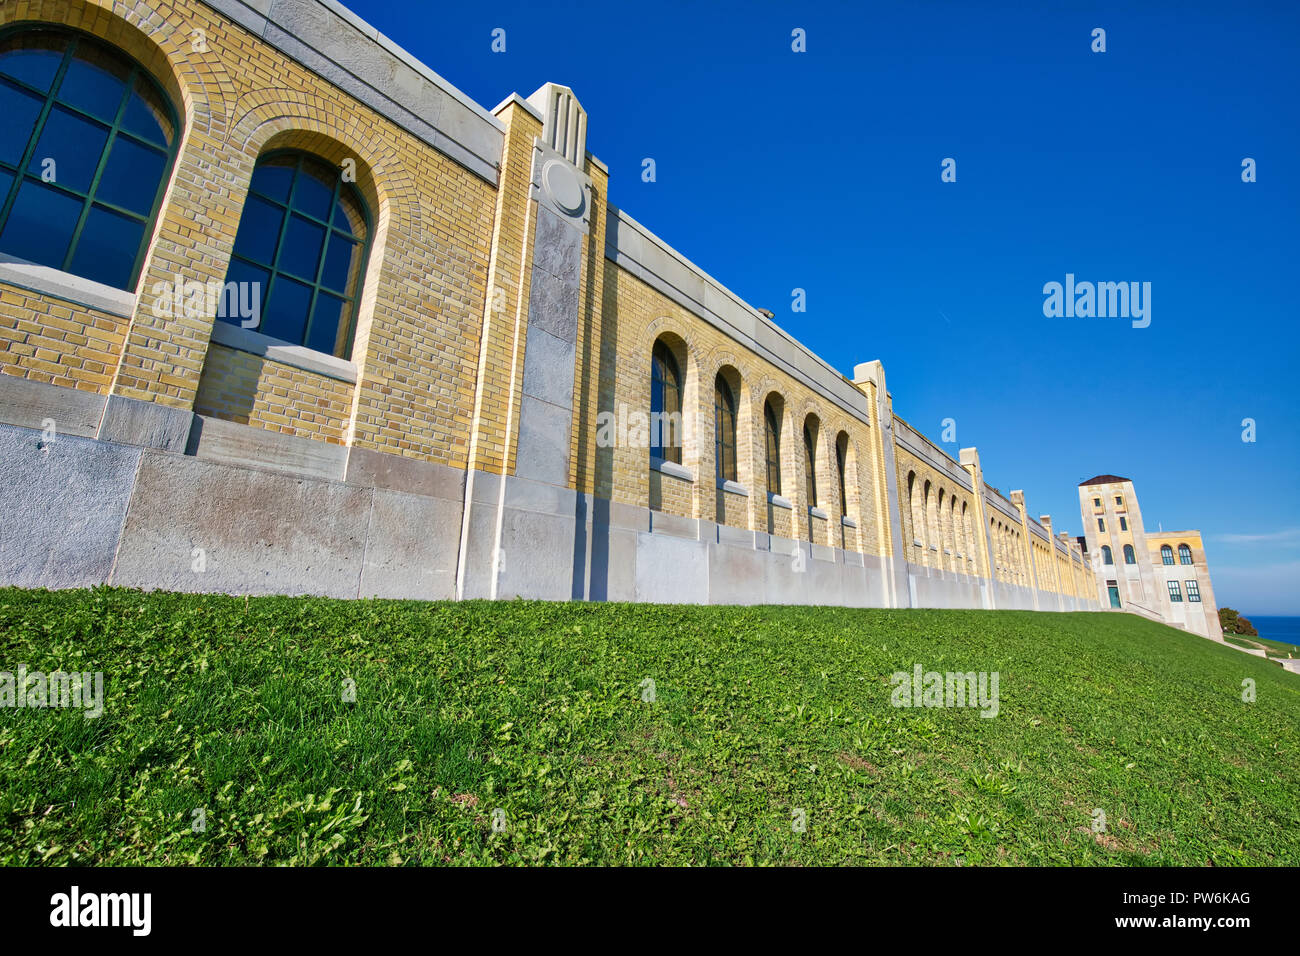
[960,446,996,609]
[853,361,906,608]
[1010,490,1040,610]
[460,85,593,601]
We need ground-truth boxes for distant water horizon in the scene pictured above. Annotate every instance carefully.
[1248,615,1300,648]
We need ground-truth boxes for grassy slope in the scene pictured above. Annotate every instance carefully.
[1223,633,1298,658]
[1,588,1297,866]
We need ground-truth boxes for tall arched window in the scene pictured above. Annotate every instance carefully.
[1101,545,1113,565]
[835,433,848,518]
[223,150,370,357]
[803,420,817,508]
[908,471,923,548]
[1178,544,1193,565]
[1123,544,1136,564]
[0,28,180,289]
[649,339,682,463]
[1161,545,1174,566]
[764,399,781,496]
[713,373,737,483]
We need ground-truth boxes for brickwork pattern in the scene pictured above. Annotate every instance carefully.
[193,344,352,445]
[0,283,125,393]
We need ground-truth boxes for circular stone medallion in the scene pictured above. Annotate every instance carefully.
[542,159,584,216]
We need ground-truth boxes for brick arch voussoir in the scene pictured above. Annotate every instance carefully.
[231,92,420,232]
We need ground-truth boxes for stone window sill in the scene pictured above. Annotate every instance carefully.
[809,506,828,520]
[209,320,358,384]
[717,478,748,496]
[650,456,693,482]
[842,516,857,528]
[768,493,793,510]
[0,252,136,318]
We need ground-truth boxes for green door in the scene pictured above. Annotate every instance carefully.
[1108,585,1121,608]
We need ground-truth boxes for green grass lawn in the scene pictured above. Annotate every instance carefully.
[2,588,1297,866]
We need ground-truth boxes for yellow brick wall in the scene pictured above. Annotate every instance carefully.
[193,344,352,445]
[577,260,885,554]
[0,0,497,470]
[0,282,125,393]
[718,488,748,528]
[649,468,693,518]
[464,102,542,477]
[894,444,979,575]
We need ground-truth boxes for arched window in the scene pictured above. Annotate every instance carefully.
[713,373,737,483]
[1123,544,1136,564]
[1161,545,1174,566]
[1178,544,1193,565]
[908,471,923,547]
[763,399,781,496]
[835,433,848,518]
[0,28,180,290]
[223,150,370,356]
[1101,545,1113,565]
[803,420,817,508]
[649,339,682,464]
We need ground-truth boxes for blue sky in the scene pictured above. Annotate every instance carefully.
[346,0,1300,616]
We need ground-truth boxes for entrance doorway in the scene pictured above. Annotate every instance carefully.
[1107,581,1121,608]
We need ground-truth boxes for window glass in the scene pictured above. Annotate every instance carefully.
[68,204,144,287]
[321,235,362,294]
[307,293,349,356]
[249,155,294,203]
[0,30,178,289]
[280,214,327,280]
[0,33,65,92]
[261,276,312,345]
[803,424,817,508]
[650,341,681,464]
[0,81,45,165]
[120,74,174,147]
[27,106,109,192]
[836,438,847,516]
[714,376,737,484]
[0,178,81,267]
[222,151,369,356]
[223,258,269,327]
[231,195,284,265]
[56,41,130,122]
[764,402,781,495]
[95,135,166,215]
[292,165,334,221]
